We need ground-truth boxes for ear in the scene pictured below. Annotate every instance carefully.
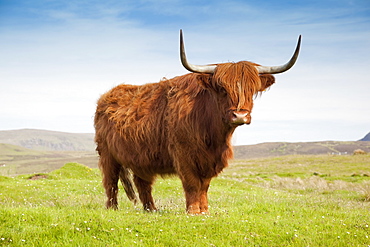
[197,73,220,91]
[258,74,275,92]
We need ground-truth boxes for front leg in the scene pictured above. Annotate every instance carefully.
[181,175,212,215]
[182,180,201,214]
[199,178,211,214]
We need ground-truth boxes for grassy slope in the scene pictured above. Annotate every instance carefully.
[0,143,98,176]
[1,155,370,246]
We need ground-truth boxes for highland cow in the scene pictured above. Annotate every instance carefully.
[94,30,301,214]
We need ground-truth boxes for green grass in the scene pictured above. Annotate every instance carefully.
[1,156,370,246]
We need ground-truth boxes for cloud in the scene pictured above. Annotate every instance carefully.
[0,0,369,144]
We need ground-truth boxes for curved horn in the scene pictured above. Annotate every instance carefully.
[255,35,302,74]
[180,29,217,74]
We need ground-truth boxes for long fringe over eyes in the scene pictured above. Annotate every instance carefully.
[213,61,261,110]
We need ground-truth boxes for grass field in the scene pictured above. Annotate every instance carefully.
[1,155,370,246]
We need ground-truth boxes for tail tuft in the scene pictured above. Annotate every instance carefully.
[119,168,138,204]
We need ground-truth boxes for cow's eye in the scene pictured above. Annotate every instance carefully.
[220,88,227,96]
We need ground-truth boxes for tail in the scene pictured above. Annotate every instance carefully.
[119,168,138,204]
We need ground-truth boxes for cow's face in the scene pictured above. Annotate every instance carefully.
[212,61,275,127]
[179,30,300,127]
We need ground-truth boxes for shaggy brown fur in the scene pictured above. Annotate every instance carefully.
[95,61,275,214]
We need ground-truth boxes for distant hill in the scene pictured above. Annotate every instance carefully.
[0,129,95,151]
[359,132,370,141]
[0,143,98,176]
[1,129,370,176]
[233,141,370,159]
[1,128,369,159]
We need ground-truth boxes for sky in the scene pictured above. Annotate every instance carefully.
[0,0,369,145]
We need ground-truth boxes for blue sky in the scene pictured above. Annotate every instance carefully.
[0,0,369,145]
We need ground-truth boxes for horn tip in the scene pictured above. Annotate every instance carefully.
[180,29,184,41]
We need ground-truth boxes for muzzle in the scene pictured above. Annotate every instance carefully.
[230,110,251,126]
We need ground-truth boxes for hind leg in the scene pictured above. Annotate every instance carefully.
[99,153,121,209]
[133,175,157,211]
